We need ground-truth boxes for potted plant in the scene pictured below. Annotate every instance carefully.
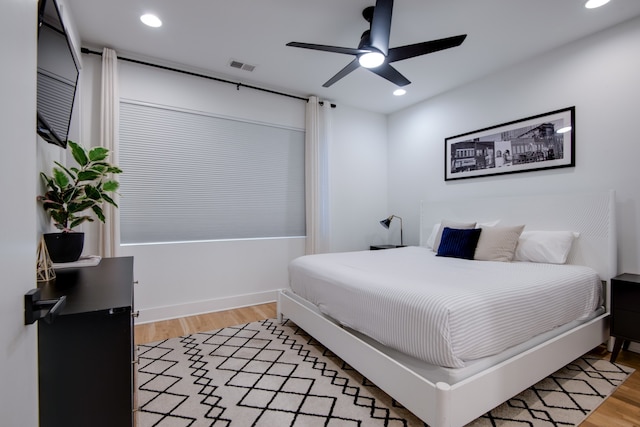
[38,141,122,262]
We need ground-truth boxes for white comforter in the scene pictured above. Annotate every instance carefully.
[288,246,602,368]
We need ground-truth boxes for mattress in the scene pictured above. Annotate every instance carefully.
[288,246,603,368]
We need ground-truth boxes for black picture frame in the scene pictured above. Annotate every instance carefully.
[444,107,575,181]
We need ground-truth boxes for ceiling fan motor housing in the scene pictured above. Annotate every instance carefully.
[358,30,373,50]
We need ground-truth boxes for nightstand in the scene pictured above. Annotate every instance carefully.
[610,273,640,363]
[370,245,405,250]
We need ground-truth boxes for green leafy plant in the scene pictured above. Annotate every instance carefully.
[38,141,123,232]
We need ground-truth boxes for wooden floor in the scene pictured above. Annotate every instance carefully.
[135,303,640,427]
[135,302,277,345]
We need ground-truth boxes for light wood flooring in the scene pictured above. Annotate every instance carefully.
[135,303,640,426]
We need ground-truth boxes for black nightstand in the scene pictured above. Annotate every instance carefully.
[370,245,405,250]
[610,273,640,363]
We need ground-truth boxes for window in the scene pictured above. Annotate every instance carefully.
[118,101,305,244]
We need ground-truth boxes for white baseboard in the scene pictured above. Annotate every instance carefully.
[629,341,640,354]
[135,290,279,324]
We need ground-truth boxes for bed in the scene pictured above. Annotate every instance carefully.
[277,190,616,427]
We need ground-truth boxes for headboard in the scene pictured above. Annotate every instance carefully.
[419,190,617,283]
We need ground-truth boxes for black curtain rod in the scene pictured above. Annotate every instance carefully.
[81,47,336,107]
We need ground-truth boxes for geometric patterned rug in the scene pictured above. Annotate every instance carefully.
[136,319,633,427]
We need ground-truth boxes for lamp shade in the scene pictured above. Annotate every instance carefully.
[380,217,392,229]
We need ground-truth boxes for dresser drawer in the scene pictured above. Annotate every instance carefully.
[611,309,640,340]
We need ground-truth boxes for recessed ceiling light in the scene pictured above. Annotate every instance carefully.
[393,88,407,96]
[140,13,162,28]
[557,126,572,134]
[585,0,610,9]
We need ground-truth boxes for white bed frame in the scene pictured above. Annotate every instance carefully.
[278,190,616,427]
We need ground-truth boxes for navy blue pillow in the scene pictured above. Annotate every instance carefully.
[436,227,482,260]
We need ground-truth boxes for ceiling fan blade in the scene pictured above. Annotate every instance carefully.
[286,42,366,56]
[387,34,467,63]
[368,0,393,55]
[368,63,410,87]
[322,59,361,88]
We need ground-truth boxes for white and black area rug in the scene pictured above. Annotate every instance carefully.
[137,319,632,426]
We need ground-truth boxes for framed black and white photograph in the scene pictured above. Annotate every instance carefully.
[445,107,575,181]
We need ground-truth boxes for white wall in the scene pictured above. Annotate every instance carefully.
[1,0,39,424]
[388,16,640,276]
[78,56,388,322]
[329,105,391,251]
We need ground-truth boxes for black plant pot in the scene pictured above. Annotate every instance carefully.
[43,232,85,263]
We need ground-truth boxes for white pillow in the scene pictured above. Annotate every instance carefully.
[425,223,441,249]
[514,231,580,264]
[477,219,501,228]
[431,220,477,252]
[474,225,525,262]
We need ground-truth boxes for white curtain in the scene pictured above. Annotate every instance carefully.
[99,47,120,257]
[305,96,332,254]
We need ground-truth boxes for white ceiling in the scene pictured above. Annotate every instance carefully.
[64,0,640,114]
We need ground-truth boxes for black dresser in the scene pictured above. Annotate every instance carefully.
[37,256,135,427]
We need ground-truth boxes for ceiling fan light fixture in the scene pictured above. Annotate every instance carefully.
[393,88,406,96]
[359,51,385,69]
[585,0,610,9]
[286,0,466,87]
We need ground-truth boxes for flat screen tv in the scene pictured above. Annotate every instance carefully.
[37,0,79,148]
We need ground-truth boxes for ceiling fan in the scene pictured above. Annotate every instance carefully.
[286,0,467,88]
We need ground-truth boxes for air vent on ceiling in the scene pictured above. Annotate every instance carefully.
[229,60,256,72]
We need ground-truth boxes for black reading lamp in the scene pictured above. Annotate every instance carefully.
[379,215,403,246]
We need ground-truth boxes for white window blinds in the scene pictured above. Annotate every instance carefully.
[119,101,305,244]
